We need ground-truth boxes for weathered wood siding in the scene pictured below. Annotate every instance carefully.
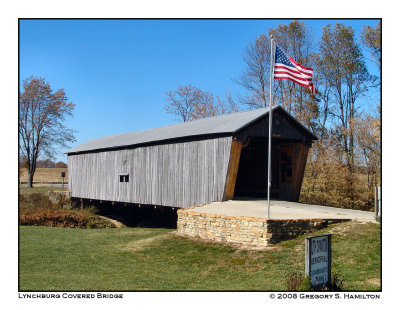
[68,137,232,208]
[291,143,310,201]
[235,109,313,143]
[223,139,242,200]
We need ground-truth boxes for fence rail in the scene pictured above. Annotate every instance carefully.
[19,182,69,188]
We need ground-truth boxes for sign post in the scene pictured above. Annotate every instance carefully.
[305,234,332,288]
[61,172,65,188]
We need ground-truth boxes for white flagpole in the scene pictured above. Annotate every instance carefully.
[267,37,275,219]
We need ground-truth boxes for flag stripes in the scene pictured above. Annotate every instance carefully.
[273,45,318,94]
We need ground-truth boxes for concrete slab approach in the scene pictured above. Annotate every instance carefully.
[191,199,376,223]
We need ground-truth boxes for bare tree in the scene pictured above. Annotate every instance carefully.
[355,112,381,189]
[236,21,318,130]
[235,34,271,109]
[164,84,239,122]
[269,20,317,126]
[318,23,374,175]
[19,76,76,187]
[360,21,381,188]
[361,21,381,71]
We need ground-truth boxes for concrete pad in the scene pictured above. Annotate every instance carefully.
[191,199,376,223]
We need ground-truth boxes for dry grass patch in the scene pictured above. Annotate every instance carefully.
[20,168,68,183]
[19,192,115,229]
[361,278,381,287]
[98,216,125,228]
[326,221,358,235]
[121,233,174,253]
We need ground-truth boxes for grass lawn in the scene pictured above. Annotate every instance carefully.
[19,221,381,291]
[19,186,69,196]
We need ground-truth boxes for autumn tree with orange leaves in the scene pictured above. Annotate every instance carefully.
[19,76,76,187]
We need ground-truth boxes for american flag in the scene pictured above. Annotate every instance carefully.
[273,45,318,95]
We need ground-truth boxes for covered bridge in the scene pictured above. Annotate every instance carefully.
[67,106,317,208]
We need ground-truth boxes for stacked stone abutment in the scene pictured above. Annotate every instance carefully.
[177,208,349,248]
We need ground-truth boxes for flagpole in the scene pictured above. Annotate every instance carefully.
[267,36,275,220]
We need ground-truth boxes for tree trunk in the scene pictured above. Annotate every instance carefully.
[28,171,34,188]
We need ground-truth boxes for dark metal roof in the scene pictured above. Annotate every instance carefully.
[67,106,317,154]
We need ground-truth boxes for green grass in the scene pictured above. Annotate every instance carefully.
[19,221,381,291]
[19,186,69,196]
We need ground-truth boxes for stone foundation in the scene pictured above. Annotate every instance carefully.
[177,208,349,248]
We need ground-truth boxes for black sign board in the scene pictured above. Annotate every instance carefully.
[61,172,66,178]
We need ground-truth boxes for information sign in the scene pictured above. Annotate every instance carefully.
[305,234,332,287]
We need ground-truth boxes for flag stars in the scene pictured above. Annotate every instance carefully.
[273,44,318,95]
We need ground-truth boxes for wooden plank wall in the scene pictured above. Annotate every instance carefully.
[223,139,242,200]
[68,137,232,208]
[291,143,310,201]
[235,111,308,143]
[278,144,294,201]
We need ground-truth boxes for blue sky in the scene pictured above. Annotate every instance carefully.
[19,19,380,163]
